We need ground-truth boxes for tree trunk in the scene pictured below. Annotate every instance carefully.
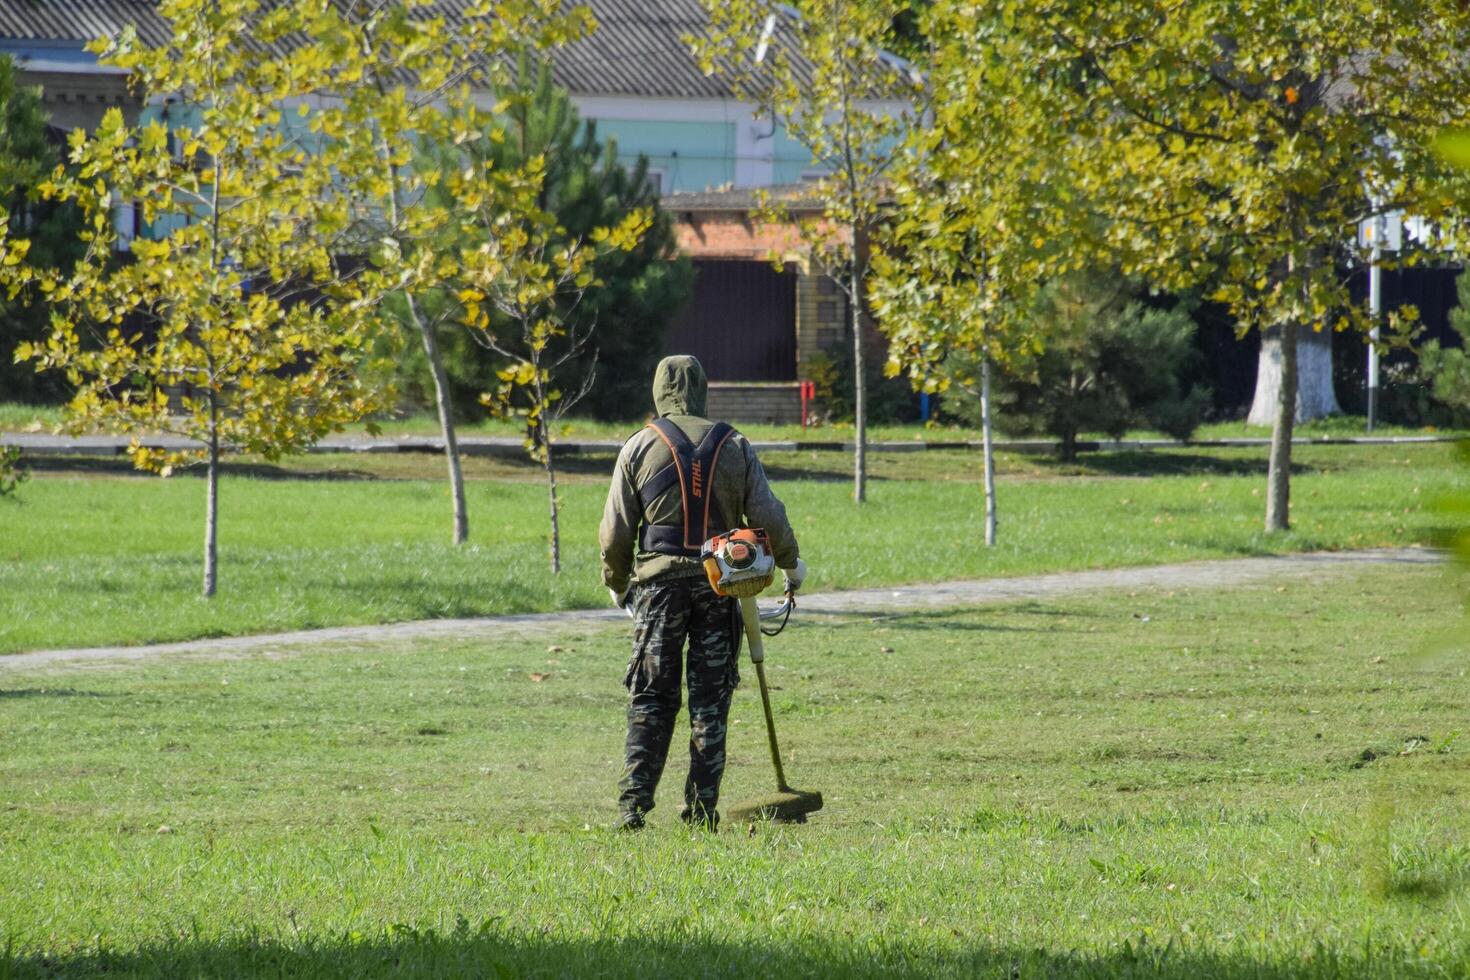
[1247,326,1338,425]
[848,256,867,504]
[980,354,997,547]
[375,124,468,546]
[1059,426,1078,463]
[202,398,219,599]
[542,418,562,574]
[1265,320,1299,532]
[407,294,469,546]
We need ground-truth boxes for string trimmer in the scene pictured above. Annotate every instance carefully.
[701,529,824,824]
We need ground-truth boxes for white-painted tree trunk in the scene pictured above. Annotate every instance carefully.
[1247,326,1339,425]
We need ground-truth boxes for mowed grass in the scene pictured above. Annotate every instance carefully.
[1,443,1462,652]
[0,563,1465,977]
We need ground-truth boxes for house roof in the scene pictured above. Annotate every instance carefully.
[0,2,166,47]
[562,0,786,100]
[0,0,813,100]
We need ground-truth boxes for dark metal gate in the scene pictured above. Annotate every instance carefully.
[664,259,797,381]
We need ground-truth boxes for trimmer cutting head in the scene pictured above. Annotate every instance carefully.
[726,788,824,824]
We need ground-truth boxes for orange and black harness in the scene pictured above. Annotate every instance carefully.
[638,418,737,557]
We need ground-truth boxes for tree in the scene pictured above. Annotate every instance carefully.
[872,0,1071,545]
[957,274,1209,461]
[307,0,596,545]
[422,71,649,572]
[693,0,923,504]
[461,189,649,573]
[1419,267,1470,420]
[1027,0,1470,530]
[0,54,84,404]
[387,62,691,423]
[10,0,385,597]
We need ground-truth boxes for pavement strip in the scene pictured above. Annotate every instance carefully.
[0,547,1445,671]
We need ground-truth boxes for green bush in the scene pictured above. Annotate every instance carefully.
[943,273,1209,458]
[1418,267,1470,426]
[809,330,918,426]
[0,444,27,499]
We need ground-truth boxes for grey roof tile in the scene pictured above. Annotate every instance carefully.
[0,0,811,99]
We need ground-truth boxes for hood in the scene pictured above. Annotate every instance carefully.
[652,355,708,418]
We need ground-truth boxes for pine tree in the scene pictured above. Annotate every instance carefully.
[1419,268,1470,418]
[943,274,1209,461]
[388,62,691,422]
[0,54,83,404]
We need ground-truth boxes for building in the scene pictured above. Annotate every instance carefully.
[0,0,882,422]
[663,185,862,422]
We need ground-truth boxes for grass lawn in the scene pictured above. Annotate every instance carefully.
[0,562,1464,977]
[1,443,1462,653]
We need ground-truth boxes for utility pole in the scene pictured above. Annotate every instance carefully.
[1362,207,1401,432]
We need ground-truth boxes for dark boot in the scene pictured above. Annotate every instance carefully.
[679,803,720,831]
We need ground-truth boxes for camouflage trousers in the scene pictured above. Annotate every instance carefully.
[619,575,740,823]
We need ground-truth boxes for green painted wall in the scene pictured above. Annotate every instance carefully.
[593,117,735,194]
[771,125,820,184]
[130,104,834,227]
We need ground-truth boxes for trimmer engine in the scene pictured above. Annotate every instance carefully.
[700,528,776,598]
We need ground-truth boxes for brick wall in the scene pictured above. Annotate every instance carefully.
[796,272,847,376]
[674,213,810,261]
[707,382,805,425]
[674,208,885,394]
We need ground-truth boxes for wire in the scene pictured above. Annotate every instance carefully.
[760,595,794,637]
[609,150,829,164]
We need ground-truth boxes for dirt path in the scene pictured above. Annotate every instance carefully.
[0,548,1442,671]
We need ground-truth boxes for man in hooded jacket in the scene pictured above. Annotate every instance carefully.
[599,355,806,830]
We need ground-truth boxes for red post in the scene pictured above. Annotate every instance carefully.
[799,380,814,430]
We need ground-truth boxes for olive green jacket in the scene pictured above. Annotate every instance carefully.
[599,356,800,594]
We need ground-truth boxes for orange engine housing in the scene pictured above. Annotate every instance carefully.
[701,528,776,598]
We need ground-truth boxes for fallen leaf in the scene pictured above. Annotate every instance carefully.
[529,672,550,682]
